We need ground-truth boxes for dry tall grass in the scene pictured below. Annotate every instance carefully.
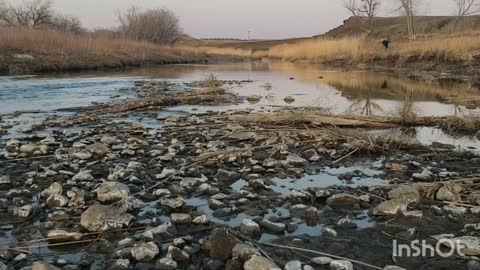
[195,32,480,64]
[268,36,369,62]
[0,27,204,73]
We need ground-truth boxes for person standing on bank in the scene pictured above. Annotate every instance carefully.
[382,39,391,51]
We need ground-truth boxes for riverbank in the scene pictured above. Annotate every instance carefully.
[0,27,207,75]
[195,32,480,83]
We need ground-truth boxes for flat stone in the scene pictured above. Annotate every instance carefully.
[214,169,239,182]
[203,228,239,261]
[110,259,130,270]
[131,242,160,261]
[388,185,421,203]
[311,256,333,265]
[167,246,189,261]
[244,255,280,270]
[436,184,462,202]
[240,219,261,236]
[86,142,110,157]
[330,260,353,270]
[32,261,61,270]
[72,171,94,182]
[326,194,360,209]
[232,244,259,260]
[80,204,133,232]
[155,258,177,270]
[95,181,130,202]
[170,213,191,225]
[260,220,286,233]
[284,260,302,270]
[41,182,63,197]
[46,194,69,208]
[373,199,412,216]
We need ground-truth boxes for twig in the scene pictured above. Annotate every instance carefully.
[332,148,359,164]
[257,241,383,270]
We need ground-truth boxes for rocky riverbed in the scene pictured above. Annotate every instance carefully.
[1,78,480,270]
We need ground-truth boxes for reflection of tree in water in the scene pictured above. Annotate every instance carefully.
[399,127,418,139]
[347,89,384,116]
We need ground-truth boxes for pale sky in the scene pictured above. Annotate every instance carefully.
[52,0,456,39]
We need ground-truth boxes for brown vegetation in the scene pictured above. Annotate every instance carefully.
[0,27,205,74]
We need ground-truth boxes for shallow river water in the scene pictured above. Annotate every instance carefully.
[1,62,480,269]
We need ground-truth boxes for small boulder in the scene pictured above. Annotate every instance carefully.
[131,242,160,261]
[244,255,280,270]
[95,181,130,202]
[80,204,133,232]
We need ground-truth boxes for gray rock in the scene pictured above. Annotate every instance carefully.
[160,197,184,209]
[167,246,189,261]
[330,260,353,270]
[373,199,412,216]
[110,259,130,270]
[80,204,133,232]
[436,184,462,202]
[153,189,171,197]
[131,242,160,261]
[47,230,83,242]
[170,213,191,225]
[101,135,118,145]
[32,261,61,270]
[388,185,421,203]
[95,181,130,202]
[72,150,92,160]
[244,255,281,270]
[232,244,259,259]
[322,227,337,238]
[467,260,480,270]
[203,228,239,261]
[443,204,468,216]
[46,194,69,208]
[12,204,34,218]
[383,266,406,270]
[192,215,209,225]
[412,169,432,181]
[311,257,333,265]
[284,260,302,270]
[85,142,110,157]
[240,219,261,236]
[284,96,295,103]
[72,171,94,182]
[260,220,286,233]
[155,258,177,270]
[326,194,360,209]
[41,182,63,197]
[214,169,238,182]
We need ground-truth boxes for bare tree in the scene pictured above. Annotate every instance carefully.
[117,6,182,45]
[0,0,53,28]
[342,0,382,34]
[453,0,479,16]
[49,14,83,33]
[397,0,423,40]
[343,0,360,16]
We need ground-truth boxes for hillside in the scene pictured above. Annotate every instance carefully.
[195,15,480,51]
[323,16,480,39]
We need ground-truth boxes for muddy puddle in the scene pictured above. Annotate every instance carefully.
[1,63,480,270]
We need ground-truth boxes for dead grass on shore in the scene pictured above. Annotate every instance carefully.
[194,32,480,63]
[0,27,204,73]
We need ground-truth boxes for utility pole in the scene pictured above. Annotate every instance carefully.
[248,30,251,40]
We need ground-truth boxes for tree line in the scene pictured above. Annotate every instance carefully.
[343,0,480,39]
[0,0,182,45]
